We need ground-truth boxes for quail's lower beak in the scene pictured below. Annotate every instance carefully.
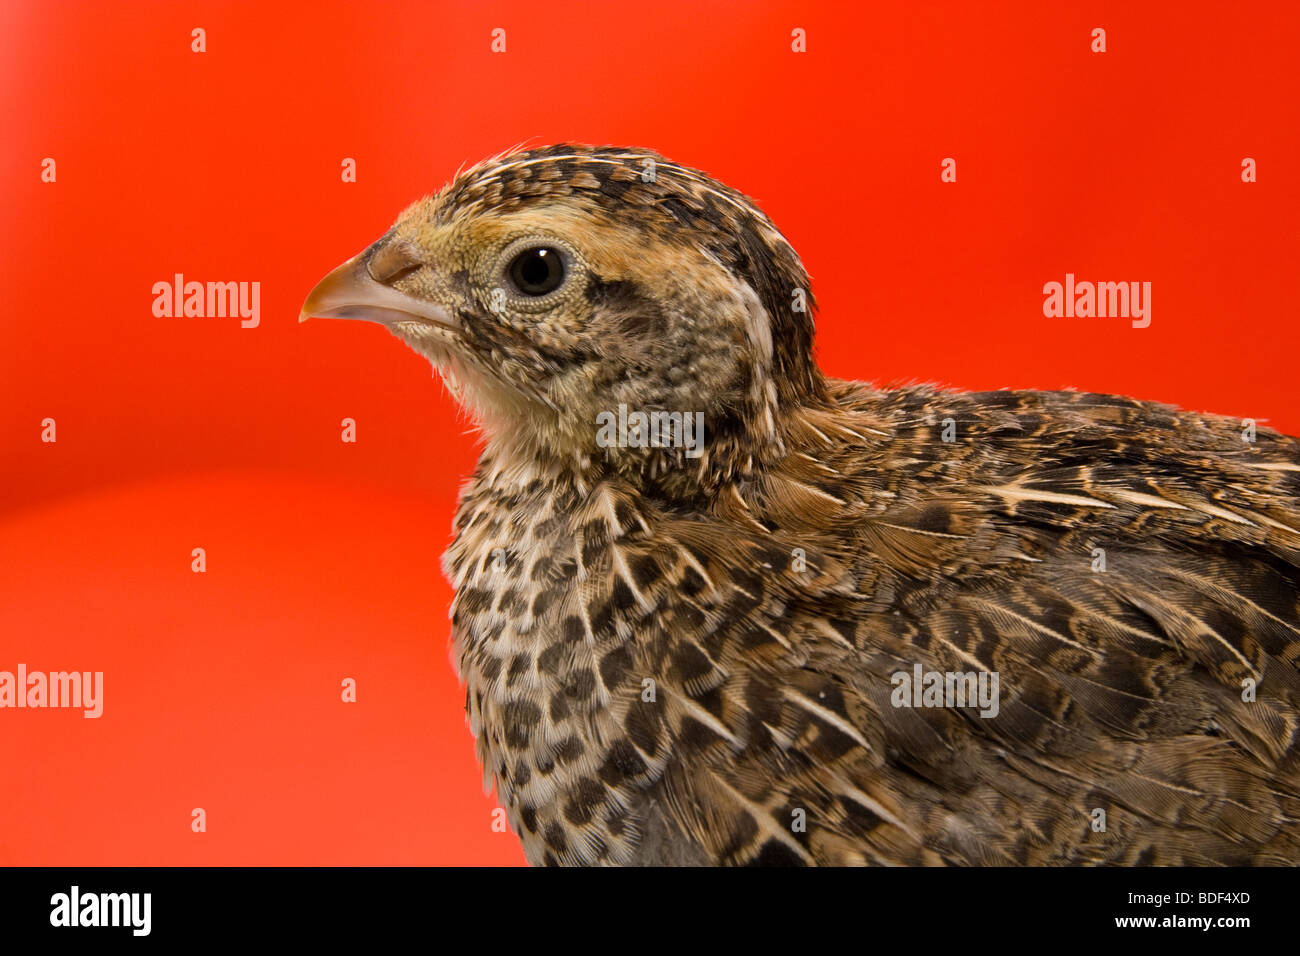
[298,245,459,331]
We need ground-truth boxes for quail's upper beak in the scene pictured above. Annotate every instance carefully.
[298,239,460,331]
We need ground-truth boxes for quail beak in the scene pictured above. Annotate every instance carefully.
[298,240,460,332]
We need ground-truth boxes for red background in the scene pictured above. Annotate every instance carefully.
[1,1,1296,865]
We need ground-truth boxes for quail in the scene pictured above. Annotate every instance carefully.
[300,144,1300,866]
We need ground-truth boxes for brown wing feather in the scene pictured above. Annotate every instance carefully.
[627,385,1300,865]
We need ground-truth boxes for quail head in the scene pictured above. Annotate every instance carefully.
[301,144,1300,866]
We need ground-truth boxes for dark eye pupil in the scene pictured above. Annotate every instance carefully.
[509,247,565,296]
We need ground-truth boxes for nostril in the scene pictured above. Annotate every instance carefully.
[385,263,422,284]
[367,240,423,285]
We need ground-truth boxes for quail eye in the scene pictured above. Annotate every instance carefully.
[507,246,566,296]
